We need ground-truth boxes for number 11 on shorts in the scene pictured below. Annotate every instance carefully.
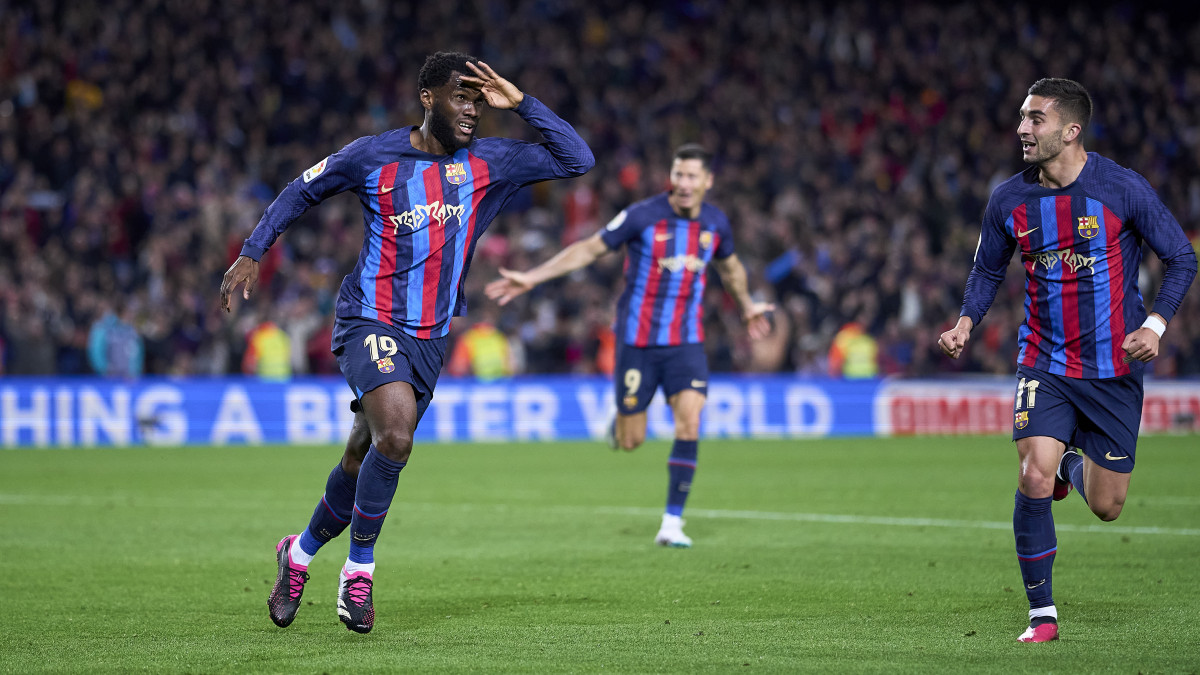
[1015,376,1040,410]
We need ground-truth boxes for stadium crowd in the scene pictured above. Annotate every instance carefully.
[2,0,1199,378]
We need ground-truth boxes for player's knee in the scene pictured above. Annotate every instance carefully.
[1091,499,1124,522]
[1017,472,1055,500]
[619,433,644,451]
[674,419,701,440]
[371,426,414,463]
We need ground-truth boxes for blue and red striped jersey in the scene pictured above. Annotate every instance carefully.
[240,96,593,344]
[599,194,735,347]
[962,152,1196,378]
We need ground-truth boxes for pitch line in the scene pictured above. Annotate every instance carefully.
[2,494,1198,537]
[518,504,1200,537]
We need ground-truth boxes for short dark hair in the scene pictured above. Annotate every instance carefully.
[418,51,480,92]
[673,143,713,172]
[1028,78,1093,131]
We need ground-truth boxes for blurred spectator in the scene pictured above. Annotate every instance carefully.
[87,303,144,378]
[828,320,879,379]
[241,316,291,380]
[447,308,515,381]
[6,318,57,375]
[2,0,1199,377]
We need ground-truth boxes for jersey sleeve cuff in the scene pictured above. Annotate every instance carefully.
[1148,306,1176,324]
[239,243,267,261]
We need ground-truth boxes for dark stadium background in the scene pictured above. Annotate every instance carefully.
[2,0,1198,379]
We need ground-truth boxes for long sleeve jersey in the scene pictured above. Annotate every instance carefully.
[240,95,594,346]
[961,152,1196,378]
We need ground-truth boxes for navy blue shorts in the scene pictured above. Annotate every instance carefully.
[614,343,709,414]
[1011,365,1143,473]
[334,317,447,423]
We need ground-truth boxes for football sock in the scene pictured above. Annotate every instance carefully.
[295,462,359,561]
[344,561,375,577]
[1029,608,1058,627]
[1014,490,1056,612]
[347,445,406,565]
[665,440,698,518]
[1063,450,1088,504]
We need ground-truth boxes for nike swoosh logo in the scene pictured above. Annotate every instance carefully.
[1025,580,1046,590]
[380,185,396,194]
[1016,227,1039,237]
[690,379,707,388]
[1105,452,1130,461]
[655,234,674,242]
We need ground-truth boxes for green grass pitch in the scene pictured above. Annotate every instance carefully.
[1,436,1198,673]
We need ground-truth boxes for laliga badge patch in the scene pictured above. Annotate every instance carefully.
[444,162,467,185]
[1014,411,1029,430]
[303,157,329,183]
[376,357,395,374]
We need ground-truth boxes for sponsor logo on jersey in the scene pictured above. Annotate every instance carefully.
[303,157,329,183]
[1027,249,1096,275]
[1014,410,1029,429]
[654,233,673,242]
[389,200,465,233]
[444,162,467,185]
[1077,215,1099,239]
[699,231,713,249]
[657,254,707,273]
[376,357,395,373]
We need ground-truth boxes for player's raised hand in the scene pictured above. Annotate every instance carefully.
[743,302,776,340]
[484,268,535,306]
[938,317,974,359]
[461,61,524,110]
[219,255,260,313]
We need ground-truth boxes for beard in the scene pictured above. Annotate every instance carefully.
[429,103,469,153]
[1023,132,1064,166]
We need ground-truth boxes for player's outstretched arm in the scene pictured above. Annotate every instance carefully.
[713,254,775,340]
[460,61,524,110]
[938,316,974,359]
[219,255,260,312]
[485,233,609,306]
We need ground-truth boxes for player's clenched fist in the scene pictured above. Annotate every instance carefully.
[938,316,974,359]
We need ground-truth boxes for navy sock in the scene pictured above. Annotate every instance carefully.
[348,446,406,565]
[1014,490,1056,611]
[298,462,358,556]
[1064,451,1088,504]
[666,440,698,517]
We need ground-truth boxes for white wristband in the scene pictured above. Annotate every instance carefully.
[1141,315,1166,338]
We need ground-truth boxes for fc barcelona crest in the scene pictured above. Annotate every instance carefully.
[623,395,639,410]
[444,162,467,185]
[1077,215,1099,239]
[1014,411,1029,430]
[376,357,395,373]
[699,231,713,249]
